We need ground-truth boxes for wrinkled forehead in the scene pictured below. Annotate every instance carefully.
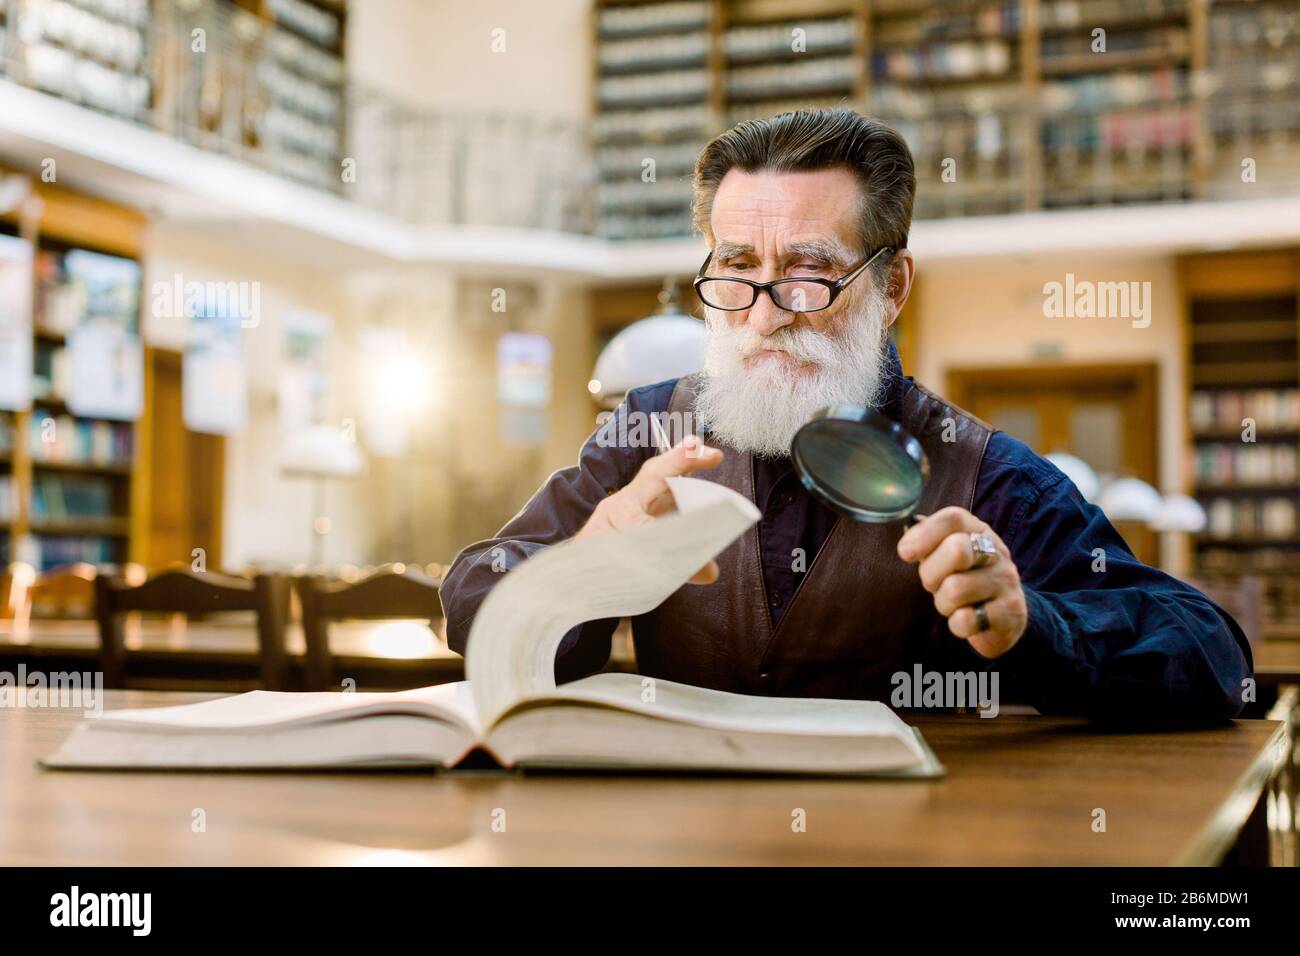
[709,167,862,260]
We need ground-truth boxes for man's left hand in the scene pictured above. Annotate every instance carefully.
[897,506,1028,659]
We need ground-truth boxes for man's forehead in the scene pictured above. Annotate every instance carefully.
[710,167,860,252]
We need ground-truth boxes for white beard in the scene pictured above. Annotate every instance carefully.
[694,290,892,459]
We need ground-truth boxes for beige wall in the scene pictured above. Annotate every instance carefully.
[910,253,1196,572]
[904,252,1190,567]
[909,253,1188,496]
[348,0,592,119]
[143,224,367,571]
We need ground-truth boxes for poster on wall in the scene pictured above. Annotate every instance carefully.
[64,250,144,422]
[497,331,552,447]
[279,309,332,434]
[0,234,33,412]
[183,304,248,436]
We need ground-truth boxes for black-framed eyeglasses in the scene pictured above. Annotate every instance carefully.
[693,245,893,314]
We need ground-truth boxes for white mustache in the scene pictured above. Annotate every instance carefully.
[713,322,842,367]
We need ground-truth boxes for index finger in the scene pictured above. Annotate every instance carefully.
[897,506,986,562]
[628,435,724,509]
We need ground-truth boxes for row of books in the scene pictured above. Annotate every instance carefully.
[727,56,856,99]
[596,140,700,179]
[874,1,1019,45]
[724,18,855,61]
[1203,497,1298,541]
[1041,26,1189,66]
[29,413,133,467]
[30,474,116,521]
[1195,444,1298,488]
[598,68,711,107]
[27,534,119,571]
[598,179,694,212]
[12,0,153,123]
[1041,0,1188,32]
[1199,546,1300,575]
[1041,105,1193,152]
[593,104,710,143]
[267,0,341,51]
[1190,389,1300,432]
[872,39,1014,82]
[1041,67,1186,115]
[726,94,845,128]
[598,208,695,242]
[599,31,709,73]
[597,1,709,39]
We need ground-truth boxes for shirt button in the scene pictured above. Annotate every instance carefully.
[769,593,783,608]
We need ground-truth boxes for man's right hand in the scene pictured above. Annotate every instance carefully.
[575,435,725,584]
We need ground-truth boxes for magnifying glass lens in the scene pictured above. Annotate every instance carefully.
[793,417,925,520]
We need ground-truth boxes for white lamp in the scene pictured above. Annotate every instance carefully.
[1044,452,1101,502]
[1097,477,1163,523]
[1149,493,1207,534]
[591,279,706,408]
[280,425,365,566]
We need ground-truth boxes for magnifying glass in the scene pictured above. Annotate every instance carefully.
[790,405,929,526]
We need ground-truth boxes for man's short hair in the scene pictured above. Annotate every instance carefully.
[692,108,916,264]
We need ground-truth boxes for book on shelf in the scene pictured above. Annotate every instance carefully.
[28,413,132,468]
[46,476,943,778]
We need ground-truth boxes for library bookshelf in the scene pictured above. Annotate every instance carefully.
[592,0,1299,238]
[0,179,150,574]
[1180,249,1300,640]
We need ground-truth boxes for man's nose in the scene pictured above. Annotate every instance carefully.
[746,287,794,336]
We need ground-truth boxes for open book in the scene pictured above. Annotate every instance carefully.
[45,478,942,777]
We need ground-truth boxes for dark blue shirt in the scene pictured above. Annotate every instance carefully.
[443,344,1253,723]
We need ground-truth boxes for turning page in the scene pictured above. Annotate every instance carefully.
[466,476,759,727]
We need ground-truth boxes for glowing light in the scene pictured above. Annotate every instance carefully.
[367,620,436,659]
[587,378,601,395]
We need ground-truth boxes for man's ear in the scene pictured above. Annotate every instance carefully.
[886,249,916,327]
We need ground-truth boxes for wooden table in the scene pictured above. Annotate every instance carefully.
[0,691,1287,866]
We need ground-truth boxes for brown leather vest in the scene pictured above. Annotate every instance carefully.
[630,373,994,700]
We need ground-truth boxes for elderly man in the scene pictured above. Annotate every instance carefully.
[442,108,1251,722]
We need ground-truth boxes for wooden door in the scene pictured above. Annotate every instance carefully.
[948,363,1160,564]
[141,348,225,571]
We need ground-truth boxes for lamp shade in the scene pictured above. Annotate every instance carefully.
[1149,493,1207,533]
[591,279,705,406]
[1097,477,1163,522]
[280,425,365,479]
[1044,452,1101,502]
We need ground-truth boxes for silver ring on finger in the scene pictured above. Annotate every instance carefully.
[969,532,998,569]
[972,601,991,633]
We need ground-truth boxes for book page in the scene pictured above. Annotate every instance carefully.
[522,671,917,742]
[467,476,759,727]
[81,681,479,734]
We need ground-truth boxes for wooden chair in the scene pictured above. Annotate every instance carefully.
[296,565,443,690]
[94,569,290,690]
